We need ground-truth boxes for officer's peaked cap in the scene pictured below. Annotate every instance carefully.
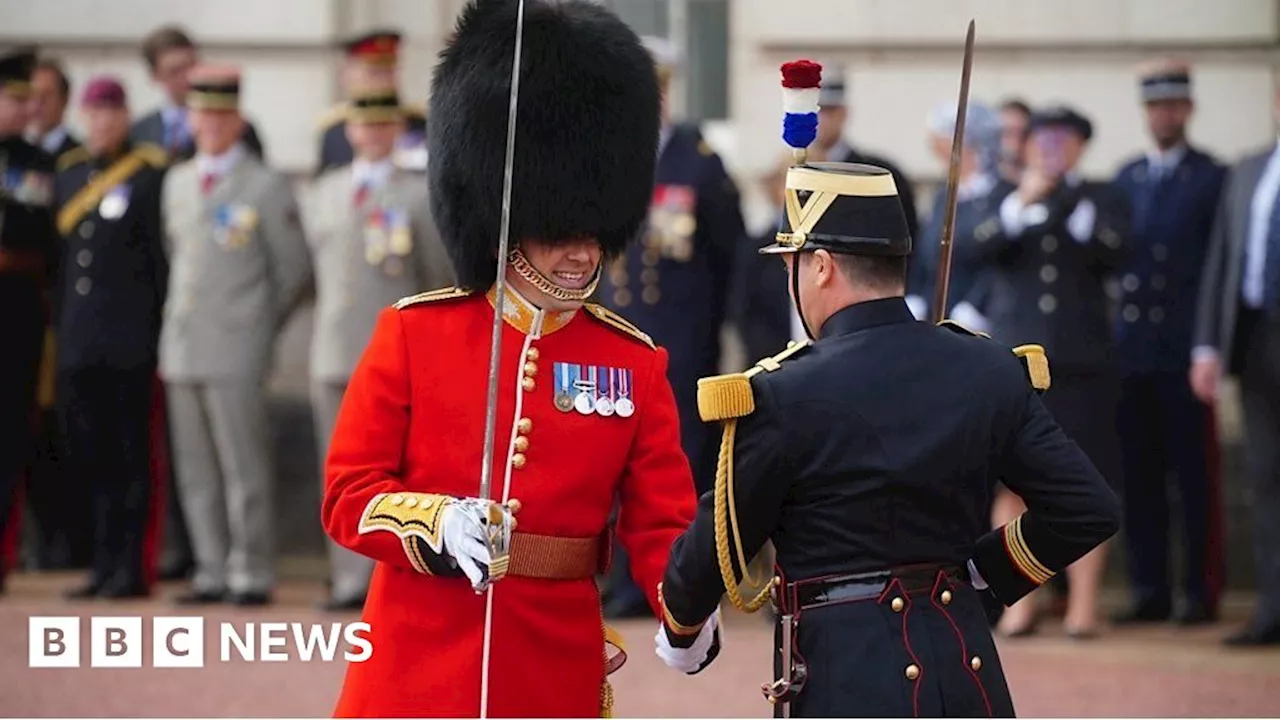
[763,162,912,258]
[427,0,661,290]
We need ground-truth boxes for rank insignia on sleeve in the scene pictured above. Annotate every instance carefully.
[553,362,634,418]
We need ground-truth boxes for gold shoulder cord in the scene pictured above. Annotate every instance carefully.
[698,340,810,613]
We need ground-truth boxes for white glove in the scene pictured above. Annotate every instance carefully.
[439,498,501,591]
[655,607,722,674]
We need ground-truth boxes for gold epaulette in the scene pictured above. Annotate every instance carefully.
[937,319,991,339]
[1013,344,1051,391]
[132,142,169,168]
[697,340,811,422]
[316,102,347,130]
[393,286,474,310]
[56,146,89,171]
[583,304,655,350]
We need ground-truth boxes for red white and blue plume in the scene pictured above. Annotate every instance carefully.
[781,59,822,162]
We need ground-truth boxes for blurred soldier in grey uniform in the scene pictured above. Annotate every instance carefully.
[159,65,311,606]
[304,83,453,611]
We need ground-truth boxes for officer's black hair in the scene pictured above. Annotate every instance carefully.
[142,25,196,71]
[1000,98,1031,118]
[833,253,907,293]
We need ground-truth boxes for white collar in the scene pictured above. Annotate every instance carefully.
[196,143,246,178]
[1147,143,1188,171]
[352,157,395,188]
[38,125,68,154]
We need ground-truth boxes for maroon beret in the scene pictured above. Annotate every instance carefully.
[81,76,127,108]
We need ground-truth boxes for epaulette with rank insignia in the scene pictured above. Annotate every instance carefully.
[583,304,655,350]
[392,286,474,310]
[132,142,169,169]
[697,340,811,422]
[56,146,90,172]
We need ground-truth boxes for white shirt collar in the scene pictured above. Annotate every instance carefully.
[38,126,68,154]
[1147,143,1188,173]
[196,143,246,178]
[352,157,395,188]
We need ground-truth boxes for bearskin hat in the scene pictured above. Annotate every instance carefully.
[428,0,662,289]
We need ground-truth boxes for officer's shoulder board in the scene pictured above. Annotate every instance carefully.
[936,320,1050,391]
[583,304,655,350]
[131,142,169,169]
[393,286,474,310]
[316,102,348,131]
[697,340,812,422]
[56,146,90,172]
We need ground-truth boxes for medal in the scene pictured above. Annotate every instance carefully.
[389,210,412,256]
[614,368,634,418]
[574,365,596,415]
[365,242,387,265]
[554,362,573,412]
[595,366,615,417]
[99,186,130,220]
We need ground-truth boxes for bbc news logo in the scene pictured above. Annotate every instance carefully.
[29,617,373,668]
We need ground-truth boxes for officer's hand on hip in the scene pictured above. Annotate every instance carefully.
[654,607,723,675]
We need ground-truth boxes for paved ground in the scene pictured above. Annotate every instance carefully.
[2,572,1279,718]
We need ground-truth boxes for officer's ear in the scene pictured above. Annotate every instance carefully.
[811,249,837,288]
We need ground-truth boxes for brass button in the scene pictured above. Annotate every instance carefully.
[905,664,920,681]
[391,494,405,505]
[521,376,536,392]
[609,266,628,285]
[512,453,527,469]
[79,221,93,239]
[970,656,982,671]
[1123,304,1140,323]
[891,597,905,613]
[1041,235,1058,253]
[1038,294,1057,314]
[613,288,632,307]
[642,286,661,305]
[523,361,538,377]
[1122,273,1139,292]
[514,436,529,452]
[77,249,93,268]
[641,268,659,284]
[1039,264,1058,284]
[403,496,418,508]
[75,277,92,295]
[642,249,660,266]
[419,496,434,509]
[940,590,952,605]
[525,348,540,362]
[517,418,533,434]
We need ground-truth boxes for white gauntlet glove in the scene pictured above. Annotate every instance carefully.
[431,497,518,593]
[655,607,723,675]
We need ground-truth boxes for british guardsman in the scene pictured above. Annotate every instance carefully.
[315,30,428,176]
[0,47,59,594]
[1110,59,1228,626]
[320,2,697,715]
[654,60,1121,718]
[304,81,454,612]
[159,64,312,606]
[52,77,168,599]
[595,35,746,618]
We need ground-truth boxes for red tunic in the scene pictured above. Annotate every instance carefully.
[322,285,697,718]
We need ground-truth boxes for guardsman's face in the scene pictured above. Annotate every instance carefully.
[513,238,602,311]
[83,106,131,156]
[27,67,67,133]
[152,47,197,103]
[190,108,245,156]
[0,89,29,135]
[346,119,404,161]
[1143,98,1192,149]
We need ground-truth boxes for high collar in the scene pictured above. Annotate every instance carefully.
[485,282,577,338]
[196,142,246,178]
[34,125,68,154]
[818,296,916,339]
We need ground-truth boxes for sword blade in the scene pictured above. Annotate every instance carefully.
[929,20,976,325]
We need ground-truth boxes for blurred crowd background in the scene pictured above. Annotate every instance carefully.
[1,0,1278,649]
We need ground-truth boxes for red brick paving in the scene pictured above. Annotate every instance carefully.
[2,573,1278,717]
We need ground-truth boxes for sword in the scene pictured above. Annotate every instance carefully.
[478,0,527,716]
[929,20,976,325]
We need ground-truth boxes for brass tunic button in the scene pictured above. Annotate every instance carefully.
[521,376,536,392]
[517,418,533,434]
[391,494,405,505]
[75,277,92,296]
[905,664,920,681]
[641,268,659,284]
[79,221,93,239]
[403,496,418,508]
[1039,264,1058,284]
[511,453,527,469]
[523,361,538,377]
[940,590,952,605]
[525,348,540,362]
[891,597,905,613]
[642,286,661,305]
[1038,294,1057,314]
[1122,273,1140,292]
[1041,235,1058,253]
[77,249,93,268]
[1123,304,1140,323]
[642,249,660,266]
[613,288,632,307]
[514,436,529,452]
[970,656,982,671]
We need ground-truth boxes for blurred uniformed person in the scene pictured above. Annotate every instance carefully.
[27,58,79,157]
[655,161,1121,717]
[53,77,168,599]
[159,65,311,606]
[974,105,1129,638]
[304,83,453,611]
[1111,60,1227,627]
[596,36,745,618]
[0,48,58,595]
[314,30,427,176]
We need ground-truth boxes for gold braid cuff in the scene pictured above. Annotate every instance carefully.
[1003,514,1055,584]
[358,492,454,573]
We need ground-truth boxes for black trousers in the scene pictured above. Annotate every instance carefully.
[1117,368,1221,609]
[58,365,155,591]
[0,282,45,582]
[1234,309,1280,630]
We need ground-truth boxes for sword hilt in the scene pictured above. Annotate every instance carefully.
[472,498,520,594]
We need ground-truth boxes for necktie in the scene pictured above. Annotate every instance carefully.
[1263,183,1280,311]
[201,173,216,196]
[354,181,369,209]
